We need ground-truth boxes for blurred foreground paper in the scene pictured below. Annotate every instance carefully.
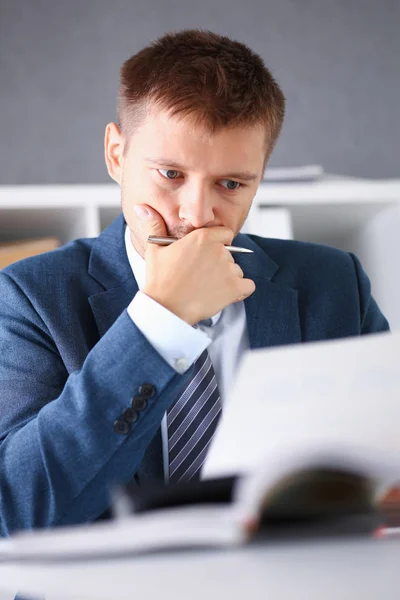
[203,330,399,480]
[1,331,399,562]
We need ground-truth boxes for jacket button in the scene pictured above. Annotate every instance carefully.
[113,420,130,435]
[138,384,156,398]
[123,408,138,424]
[131,395,147,411]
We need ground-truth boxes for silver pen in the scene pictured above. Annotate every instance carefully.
[147,235,254,254]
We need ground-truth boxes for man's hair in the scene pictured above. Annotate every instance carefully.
[117,29,285,164]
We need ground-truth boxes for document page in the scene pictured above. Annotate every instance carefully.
[203,330,400,483]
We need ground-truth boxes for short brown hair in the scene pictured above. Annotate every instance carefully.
[117,29,285,163]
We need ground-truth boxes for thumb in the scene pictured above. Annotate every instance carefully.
[134,204,168,239]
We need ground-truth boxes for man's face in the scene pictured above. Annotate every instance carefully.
[106,105,267,258]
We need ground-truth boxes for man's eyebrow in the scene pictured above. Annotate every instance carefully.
[144,157,259,182]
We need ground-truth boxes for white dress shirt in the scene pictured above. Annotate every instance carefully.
[124,225,249,480]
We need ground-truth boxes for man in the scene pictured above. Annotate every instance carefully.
[0,29,389,538]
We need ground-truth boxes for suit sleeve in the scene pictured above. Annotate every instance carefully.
[0,271,191,537]
[349,252,390,334]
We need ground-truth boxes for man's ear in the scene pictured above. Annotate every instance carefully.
[104,122,124,184]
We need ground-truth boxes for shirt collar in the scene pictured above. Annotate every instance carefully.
[124,225,222,327]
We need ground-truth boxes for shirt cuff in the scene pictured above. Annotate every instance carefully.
[127,291,211,374]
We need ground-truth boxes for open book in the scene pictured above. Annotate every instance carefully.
[1,330,400,561]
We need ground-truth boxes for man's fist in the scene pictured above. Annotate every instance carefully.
[135,204,256,325]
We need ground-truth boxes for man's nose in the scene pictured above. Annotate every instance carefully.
[178,188,215,229]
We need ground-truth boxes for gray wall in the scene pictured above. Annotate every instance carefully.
[0,0,399,184]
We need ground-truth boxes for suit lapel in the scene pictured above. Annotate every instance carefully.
[233,233,302,348]
[88,213,137,338]
[88,280,139,339]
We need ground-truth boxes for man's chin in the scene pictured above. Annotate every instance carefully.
[129,231,146,259]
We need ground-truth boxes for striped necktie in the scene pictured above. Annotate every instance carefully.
[167,349,222,482]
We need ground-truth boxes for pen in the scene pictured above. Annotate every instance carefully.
[147,236,254,254]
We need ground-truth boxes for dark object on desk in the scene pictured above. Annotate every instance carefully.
[115,467,381,538]
[124,475,237,514]
[0,468,387,564]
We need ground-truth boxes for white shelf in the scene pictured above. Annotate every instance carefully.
[1,180,399,242]
[0,206,88,245]
[251,178,400,248]
[1,178,399,329]
[0,184,120,208]
[254,178,400,204]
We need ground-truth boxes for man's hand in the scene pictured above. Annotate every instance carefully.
[134,204,256,326]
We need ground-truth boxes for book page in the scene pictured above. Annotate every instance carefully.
[202,330,400,485]
[0,506,243,561]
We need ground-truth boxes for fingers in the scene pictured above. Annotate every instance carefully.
[228,262,255,302]
[134,204,169,242]
[230,263,244,277]
[235,278,256,302]
[189,226,235,247]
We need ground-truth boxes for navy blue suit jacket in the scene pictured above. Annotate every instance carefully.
[0,213,389,537]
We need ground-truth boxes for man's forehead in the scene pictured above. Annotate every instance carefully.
[134,107,266,170]
[142,103,265,141]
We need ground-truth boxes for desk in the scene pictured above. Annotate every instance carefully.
[0,535,398,600]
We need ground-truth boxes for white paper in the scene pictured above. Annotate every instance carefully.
[1,505,242,562]
[203,330,400,481]
[263,164,324,181]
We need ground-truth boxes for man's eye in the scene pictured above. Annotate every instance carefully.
[159,169,181,180]
[220,179,241,190]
